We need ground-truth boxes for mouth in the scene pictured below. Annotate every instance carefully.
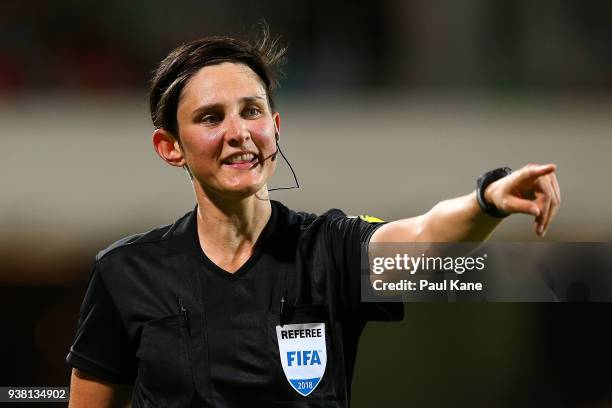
[221,152,259,168]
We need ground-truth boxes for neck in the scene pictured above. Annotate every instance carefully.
[193,183,272,256]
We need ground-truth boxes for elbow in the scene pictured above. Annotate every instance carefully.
[412,213,430,243]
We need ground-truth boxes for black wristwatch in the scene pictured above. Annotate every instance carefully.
[476,167,512,218]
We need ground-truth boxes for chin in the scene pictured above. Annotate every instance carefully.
[220,181,267,198]
[197,173,270,200]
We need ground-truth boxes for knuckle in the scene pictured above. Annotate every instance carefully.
[536,204,545,215]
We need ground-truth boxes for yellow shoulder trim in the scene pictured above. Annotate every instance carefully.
[358,214,384,223]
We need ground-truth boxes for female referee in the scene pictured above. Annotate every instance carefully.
[67,30,560,407]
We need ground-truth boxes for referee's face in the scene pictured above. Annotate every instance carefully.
[174,62,279,198]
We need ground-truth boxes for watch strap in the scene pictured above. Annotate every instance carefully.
[476,167,512,218]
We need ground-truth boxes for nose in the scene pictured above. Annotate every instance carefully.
[225,115,251,146]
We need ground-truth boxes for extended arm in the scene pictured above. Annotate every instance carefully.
[371,163,561,244]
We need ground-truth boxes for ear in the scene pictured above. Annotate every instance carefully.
[152,128,186,167]
[273,112,281,141]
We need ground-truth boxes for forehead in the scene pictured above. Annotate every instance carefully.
[179,62,267,109]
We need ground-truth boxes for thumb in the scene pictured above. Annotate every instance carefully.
[503,195,541,217]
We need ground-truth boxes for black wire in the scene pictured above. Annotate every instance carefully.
[268,139,300,192]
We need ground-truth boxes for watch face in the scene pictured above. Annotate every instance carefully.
[492,169,506,178]
[487,167,512,180]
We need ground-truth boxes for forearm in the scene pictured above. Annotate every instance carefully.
[418,191,502,242]
[372,163,559,245]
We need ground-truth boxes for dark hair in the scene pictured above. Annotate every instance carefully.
[149,29,286,138]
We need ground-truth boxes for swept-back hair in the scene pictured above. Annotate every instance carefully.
[149,27,286,138]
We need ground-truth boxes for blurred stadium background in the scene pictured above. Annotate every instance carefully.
[1,1,611,406]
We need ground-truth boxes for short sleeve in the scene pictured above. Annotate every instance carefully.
[326,213,404,324]
[66,260,136,384]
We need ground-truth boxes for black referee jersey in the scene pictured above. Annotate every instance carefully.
[67,200,404,407]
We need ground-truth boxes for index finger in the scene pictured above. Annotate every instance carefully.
[514,163,557,183]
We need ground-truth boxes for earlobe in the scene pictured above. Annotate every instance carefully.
[152,128,186,167]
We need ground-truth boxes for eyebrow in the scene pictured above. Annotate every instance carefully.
[191,95,266,116]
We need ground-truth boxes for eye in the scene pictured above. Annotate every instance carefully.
[200,113,222,124]
[243,106,262,118]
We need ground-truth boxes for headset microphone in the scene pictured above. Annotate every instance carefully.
[268,132,300,192]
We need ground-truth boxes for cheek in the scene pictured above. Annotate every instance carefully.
[184,128,224,158]
[250,123,276,147]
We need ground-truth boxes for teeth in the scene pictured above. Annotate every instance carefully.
[227,153,254,163]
